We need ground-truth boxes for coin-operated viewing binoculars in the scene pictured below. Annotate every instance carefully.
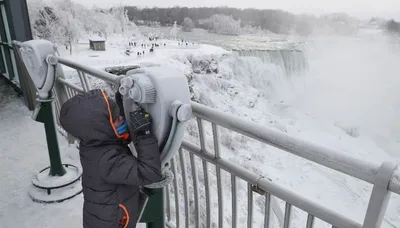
[16,39,193,227]
[119,67,192,171]
[16,39,83,203]
[118,67,192,225]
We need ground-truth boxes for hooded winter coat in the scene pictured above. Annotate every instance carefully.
[59,89,162,228]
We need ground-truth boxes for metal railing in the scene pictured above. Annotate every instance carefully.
[34,55,400,228]
[164,103,400,228]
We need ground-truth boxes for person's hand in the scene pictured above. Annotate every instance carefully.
[129,107,152,136]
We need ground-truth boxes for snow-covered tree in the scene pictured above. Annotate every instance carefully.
[110,6,140,36]
[31,6,56,40]
[49,0,82,54]
[241,24,266,35]
[182,17,195,32]
[27,0,142,53]
[59,11,81,54]
[110,6,128,34]
[27,0,83,54]
[201,14,241,35]
[27,0,47,38]
[89,10,118,38]
[170,21,179,39]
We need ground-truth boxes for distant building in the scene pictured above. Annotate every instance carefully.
[89,36,106,51]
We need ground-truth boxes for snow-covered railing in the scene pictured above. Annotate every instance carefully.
[178,102,400,228]
[43,55,400,228]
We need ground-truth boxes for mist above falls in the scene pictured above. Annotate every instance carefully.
[232,32,400,157]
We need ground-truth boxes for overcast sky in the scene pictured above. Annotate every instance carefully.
[58,0,400,20]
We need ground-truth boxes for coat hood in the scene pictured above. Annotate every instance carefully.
[59,89,126,147]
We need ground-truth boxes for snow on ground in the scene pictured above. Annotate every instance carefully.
[0,77,82,228]
[2,32,400,228]
[0,79,147,227]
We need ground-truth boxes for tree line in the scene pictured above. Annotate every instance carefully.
[27,0,370,44]
[386,19,400,34]
[125,6,297,34]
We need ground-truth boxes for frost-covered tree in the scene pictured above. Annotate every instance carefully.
[93,13,113,38]
[110,6,140,35]
[201,14,241,35]
[27,0,47,38]
[59,11,81,54]
[32,6,57,40]
[49,0,82,54]
[27,0,83,54]
[170,21,179,39]
[110,6,128,34]
[182,17,195,32]
[88,9,120,38]
[27,0,141,53]
[241,24,266,35]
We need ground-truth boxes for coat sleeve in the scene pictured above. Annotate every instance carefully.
[98,134,162,186]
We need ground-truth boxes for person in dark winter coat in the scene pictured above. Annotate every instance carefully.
[59,89,162,228]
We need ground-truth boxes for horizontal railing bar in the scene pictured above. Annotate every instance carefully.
[57,78,85,93]
[190,102,400,195]
[181,140,362,228]
[56,56,119,85]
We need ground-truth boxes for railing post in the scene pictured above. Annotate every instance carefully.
[53,64,77,144]
[362,161,397,228]
[34,95,66,176]
[140,188,165,228]
[53,64,69,105]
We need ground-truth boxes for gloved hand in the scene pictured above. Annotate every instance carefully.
[115,90,125,117]
[129,107,152,136]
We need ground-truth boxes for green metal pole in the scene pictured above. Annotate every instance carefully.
[140,188,165,228]
[35,100,66,176]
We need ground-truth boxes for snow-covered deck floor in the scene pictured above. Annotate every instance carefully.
[0,78,151,227]
[0,77,83,227]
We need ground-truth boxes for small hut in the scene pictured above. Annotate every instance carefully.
[89,36,106,51]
